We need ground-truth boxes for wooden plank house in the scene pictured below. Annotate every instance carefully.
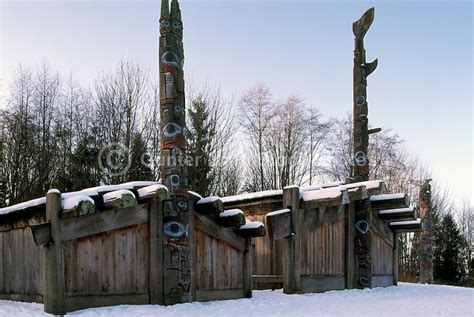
[0,182,265,314]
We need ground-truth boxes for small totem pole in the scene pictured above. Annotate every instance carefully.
[419,179,434,284]
[159,0,192,304]
[352,7,378,289]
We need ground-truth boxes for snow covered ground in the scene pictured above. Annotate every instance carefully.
[0,283,472,317]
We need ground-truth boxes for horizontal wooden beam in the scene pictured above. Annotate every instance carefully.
[102,190,137,210]
[239,222,266,238]
[194,289,245,302]
[378,206,416,222]
[266,209,292,240]
[65,294,149,313]
[195,197,224,216]
[194,212,245,252]
[389,218,422,232]
[218,209,246,227]
[370,193,409,211]
[60,204,149,241]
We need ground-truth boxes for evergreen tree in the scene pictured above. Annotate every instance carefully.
[433,213,467,284]
[186,97,215,196]
[68,133,101,191]
[126,133,154,182]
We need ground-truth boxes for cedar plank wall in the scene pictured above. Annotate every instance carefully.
[371,230,394,287]
[63,223,149,297]
[300,219,345,277]
[194,228,245,299]
[0,227,43,302]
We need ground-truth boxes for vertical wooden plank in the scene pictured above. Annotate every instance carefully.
[0,233,4,293]
[42,190,66,315]
[282,186,301,294]
[4,231,11,294]
[149,197,163,304]
[102,232,114,294]
[346,203,355,289]
[135,223,148,293]
[393,233,398,286]
[243,238,252,298]
[189,197,197,300]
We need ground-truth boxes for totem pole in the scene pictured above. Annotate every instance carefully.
[352,7,378,289]
[419,179,434,284]
[159,0,192,304]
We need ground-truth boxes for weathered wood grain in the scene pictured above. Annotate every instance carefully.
[61,204,149,241]
[43,190,66,315]
[282,187,301,294]
[266,209,292,240]
[194,212,245,252]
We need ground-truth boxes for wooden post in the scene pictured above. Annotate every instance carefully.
[43,190,66,316]
[352,7,378,183]
[393,233,398,286]
[354,198,372,288]
[159,0,192,305]
[149,196,164,304]
[188,195,196,301]
[282,186,301,294]
[243,238,253,298]
[419,179,433,284]
[345,202,355,289]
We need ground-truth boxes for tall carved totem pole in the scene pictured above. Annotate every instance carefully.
[159,0,192,304]
[352,7,378,289]
[419,179,434,284]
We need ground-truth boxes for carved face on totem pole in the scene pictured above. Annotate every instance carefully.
[160,0,188,213]
[352,7,378,183]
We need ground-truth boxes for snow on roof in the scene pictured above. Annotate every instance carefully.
[301,186,346,202]
[299,181,345,193]
[219,209,244,218]
[370,193,405,201]
[188,191,203,199]
[0,181,161,216]
[197,196,221,205]
[0,197,46,215]
[103,190,135,203]
[47,189,60,194]
[240,220,264,230]
[222,190,282,204]
[137,184,168,198]
[379,206,415,215]
[345,180,384,191]
[62,195,95,211]
[390,218,422,226]
[266,209,291,217]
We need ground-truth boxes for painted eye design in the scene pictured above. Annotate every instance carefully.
[164,219,187,238]
[161,21,170,28]
[163,123,183,138]
[355,96,366,106]
[174,106,184,115]
[170,174,180,188]
[355,219,369,234]
[177,198,188,210]
[354,151,367,167]
[172,21,183,30]
[161,52,180,67]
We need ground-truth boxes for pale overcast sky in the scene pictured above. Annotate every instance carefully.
[0,0,472,205]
